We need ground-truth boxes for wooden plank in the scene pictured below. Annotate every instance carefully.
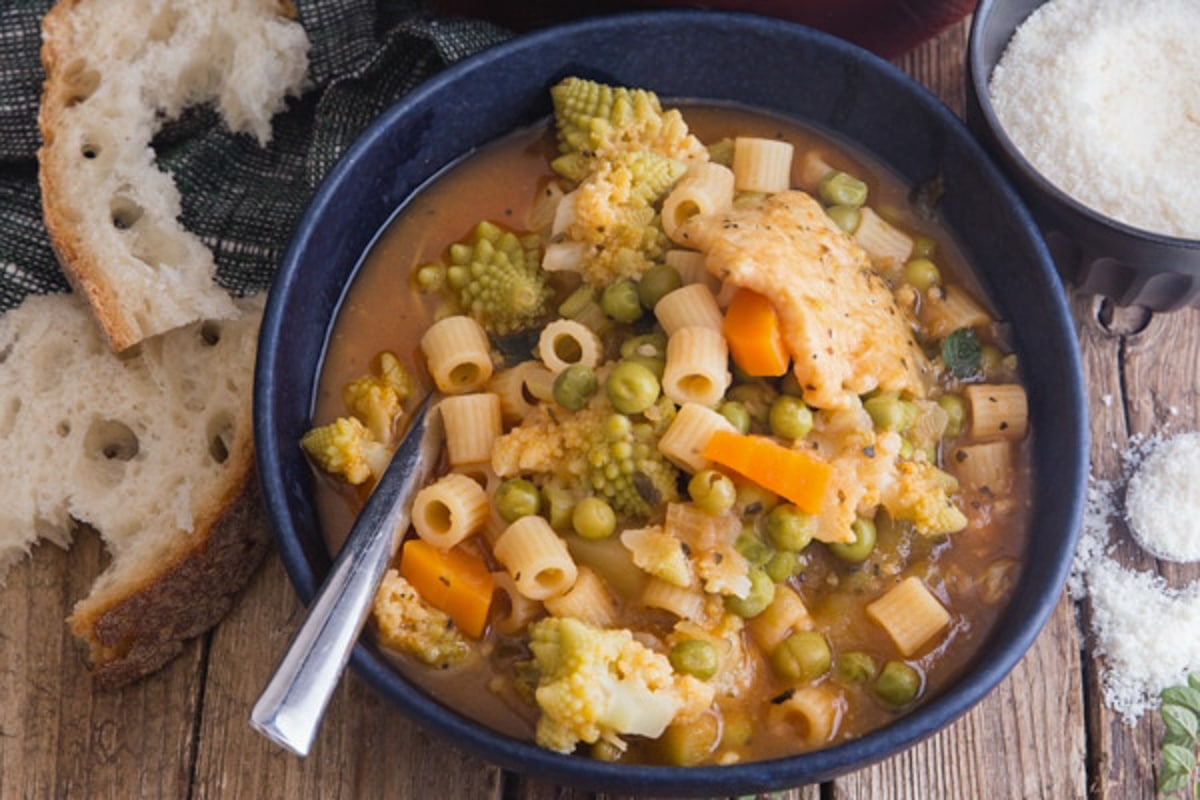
[192,551,505,799]
[1081,301,1200,800]
[0,529,201,798]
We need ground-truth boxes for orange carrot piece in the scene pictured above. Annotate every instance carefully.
[722,287,790,377]
[702,430,831,515]
[399,538,495,638]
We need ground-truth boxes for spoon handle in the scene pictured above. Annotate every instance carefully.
[250,393,440,757]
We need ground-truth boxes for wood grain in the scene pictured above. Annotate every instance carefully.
[1,13,1195,800]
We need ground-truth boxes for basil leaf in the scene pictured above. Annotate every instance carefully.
[1163,742,1196,776]
[1162,703,1200,745]
[1163,686,1200,716]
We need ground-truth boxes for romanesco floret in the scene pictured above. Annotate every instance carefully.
[491,403,681,520]
[882,461,968,535]
[373,570,470,668]
[528,617,715,753]
[550,77,708,165]
[422,220,553,336]
[300,416,391,485]
[562,151,685,285]
[343,353,413,443]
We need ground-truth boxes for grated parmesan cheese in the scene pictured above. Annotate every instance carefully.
[1071,432,1200,721]
[1126,432,1200,562]
[988,0,1200,239]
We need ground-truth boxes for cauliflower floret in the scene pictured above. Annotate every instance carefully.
[528,617,715,753]
[300,416,390,485]
[372,570,470,668]
[620,525,693,588]
[882,461,968,535]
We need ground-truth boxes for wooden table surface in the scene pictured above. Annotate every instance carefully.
[3,16,1197,800]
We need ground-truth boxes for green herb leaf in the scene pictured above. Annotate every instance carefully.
[941,328,981,379]
[1158,771,1187,794]
[1163,686,1200,716]
[1163,703,1200,746]
[1163,742,1196,776]
[1189,673,1200,693]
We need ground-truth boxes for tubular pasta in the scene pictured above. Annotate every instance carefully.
[641,577,707,621]
[732,136,794,194]
[950,440,1014,495]
[438,393,502,468]
[654,283,724,335]
[865,576,951,657]
[411,472,489,550]
[420,315,493,394]
[798,149,836,192]
[748,584,813,653]
[665,248,720,294]
[661,326,730,407]
[662,162,735,242]
[488,361,549,424]
[964,384,1028,442]
[922,285,992,339]
[490,570,544,635]
[658,402,738,473]
[769,686,843,747]
[527,180,565,232]
[544,566,617,628]
[493,515,578,601]
[537,318,602,374]
[854,207,913,275]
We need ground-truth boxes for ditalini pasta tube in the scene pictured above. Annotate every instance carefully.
[866,576,951,657]
[964,384,1028,442]
[654,282,724,335]
[493,515,578,601]
[854,206,913,274]
[537,318,602,374]
[420,315,493,394]
[922,285,992,339]
[662,162,735,242]
[658,401,738,473]
[544,566,617,628]
[662,326,731,407]
[439,392,502,468]
[769,686,842,747]
[733,136,794,193]
[411,472,489,550]
[641,576,707,621]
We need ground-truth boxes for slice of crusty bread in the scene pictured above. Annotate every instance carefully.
[0,293,268,687]
[37,0,309,352]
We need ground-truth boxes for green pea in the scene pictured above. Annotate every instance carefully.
[688,469,737,515]
[606,360,661,414]
[835,651,878,684]
[572,496,616,540]
[765,549,804,583]
[495,478,541,523]
[874,660,921,707]
[601,280,643,323]
[769,395,814,440]
[937,393,966,438]
[825,204,861,233]
[770,630,832,683]
[724,568,776,618]
[669,639,719,680]
[828,517,877,563]
[735,481,779,516]
[902,257,941,291]
[735,533,774,567]
[818,170,868,207]
[911,234,938,259]
[552,364,598,411]
[620,332,668,361]
[765,504,816,552]
[863,392,916,433]
[726,382,778,425]
[717,401,751,434]
[638,264,683,309]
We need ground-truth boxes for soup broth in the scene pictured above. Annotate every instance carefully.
[308,93,1032,765]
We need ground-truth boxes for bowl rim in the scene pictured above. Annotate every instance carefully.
[967,0,1200,251]
[256,9,1089,794]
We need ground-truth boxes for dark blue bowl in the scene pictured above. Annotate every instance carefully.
[255,10,1087,795]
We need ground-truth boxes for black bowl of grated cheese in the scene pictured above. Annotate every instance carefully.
[966,0,1200,312]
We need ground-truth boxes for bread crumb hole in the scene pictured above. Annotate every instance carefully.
[82,143,99,159]
[207,412,235,464]
[85,419,139,462]
[110,195,144,230]
[56,420,71,438]
[200,322,221,346]
[60,59,100,106]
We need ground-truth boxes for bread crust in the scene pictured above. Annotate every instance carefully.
[69,468,270,689]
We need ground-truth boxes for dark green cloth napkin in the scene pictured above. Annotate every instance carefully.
[0,0,510,313]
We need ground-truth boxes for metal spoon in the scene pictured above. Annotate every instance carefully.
[250,392,441,757]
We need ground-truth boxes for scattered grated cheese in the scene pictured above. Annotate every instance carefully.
[989,0,1200,238]
[1126,432,1200,562]
[1071,432,1200,721]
